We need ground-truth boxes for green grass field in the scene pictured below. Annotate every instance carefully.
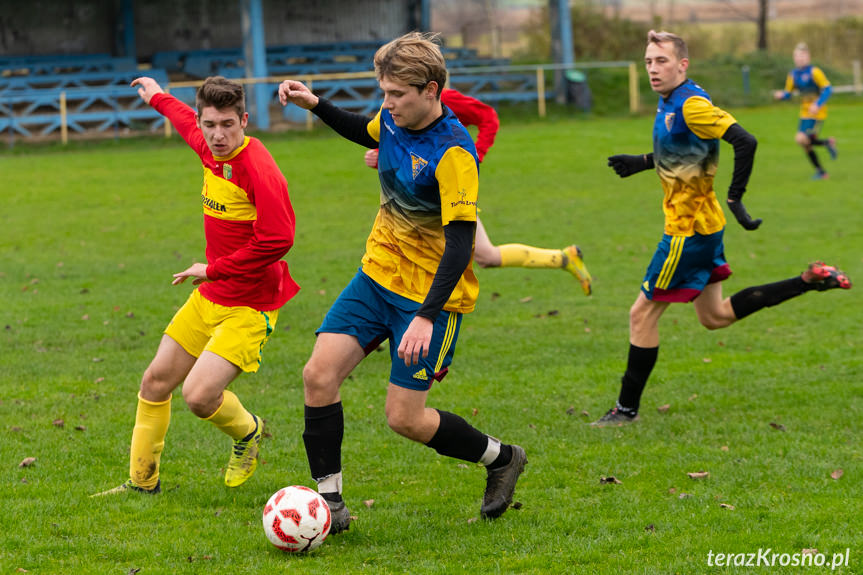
[1,101,861,574]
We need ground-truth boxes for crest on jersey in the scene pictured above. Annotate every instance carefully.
[223,163,233,180]
[411,153,429,179]
[664,112,676,131]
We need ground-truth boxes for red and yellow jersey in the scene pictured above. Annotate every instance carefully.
[363,105,480,313]
[150,93,299,311]
[652,80,736,236]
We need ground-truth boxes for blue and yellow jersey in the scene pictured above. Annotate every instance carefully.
[783,65,831,120]
[363,105,480,313]
[653,79,737,236]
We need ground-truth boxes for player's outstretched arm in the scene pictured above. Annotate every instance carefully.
[722,123,762,231]
[278,80,319,109]
[131,77,165,104]
[607,153,654,178]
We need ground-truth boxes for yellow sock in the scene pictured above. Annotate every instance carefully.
[129,393,171,490]
[498,244,565,269]
[204,389,256,441]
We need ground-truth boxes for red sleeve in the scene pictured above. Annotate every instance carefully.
[150,93,210,159]
[207,143,295,280]
[441,89,499,163]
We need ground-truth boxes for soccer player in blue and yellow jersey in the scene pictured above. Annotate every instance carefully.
[363,89,593,295]
[594,31,851,427]
[774,43,837,180]
[278,32,526,532]
[93,76,299,495]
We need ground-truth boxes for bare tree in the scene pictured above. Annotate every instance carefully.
[718,0,769,51]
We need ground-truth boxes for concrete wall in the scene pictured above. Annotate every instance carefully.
[0,0,415,58]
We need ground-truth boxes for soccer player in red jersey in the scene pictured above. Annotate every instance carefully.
[363,89,593,295]
[94,76,299,495]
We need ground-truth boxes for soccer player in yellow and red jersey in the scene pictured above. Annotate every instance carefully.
[774,43,837,180]
[279,32,526,532]
[363,89,593,295]
[93,76,299,495]
[593,31,851,427]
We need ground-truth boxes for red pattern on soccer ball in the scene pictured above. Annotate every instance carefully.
[271,516,299,545]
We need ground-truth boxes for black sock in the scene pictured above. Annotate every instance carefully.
[729,276,813,320]
[811,136,827,146]
[425,409,489,463]
[488,444,513,470]
[807,149,824,172]
[321,492,343,504]
[617,344,659,414]
[303,402,344,482]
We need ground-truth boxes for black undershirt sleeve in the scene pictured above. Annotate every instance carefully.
[415,220,476,321]
[721,123,757,201]
[310,97,378,149]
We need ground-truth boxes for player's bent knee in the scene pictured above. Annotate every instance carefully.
[140,367,177,401]
[385,409,423,441]
[302,360,341,400]
[181,385,218,418]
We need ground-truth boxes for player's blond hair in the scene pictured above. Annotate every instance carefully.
[196,76,246,119]
[374,32,447,98]
[647,30,688,60]
[794,42,810,53]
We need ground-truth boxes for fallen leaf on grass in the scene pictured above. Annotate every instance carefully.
[490,292,500,301]
[600,476,622,484]
[511,501,522,510]
[802,549,818,556]
[687,471,709,480]
[565,406,575,415]
[702,358,712,363]
[547,310,559,316]
[668,487,677,494]
[19,457,36,468]
[644,524,655,532]
[678,493,692,499]
[467,517,478,524]
[519,296,533,303]
[471,408,478,416]
[363,499,375,508]
[688,393,698,401]
[830,469,843,480]
[769,422,786,431]
[75,426,86,432]
[52,419,64,428]
[657,404,670,413]
[719,503,735,510]
[720,445,729,452]
[581,410,589,417]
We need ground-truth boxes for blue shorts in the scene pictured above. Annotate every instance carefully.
[317,270,462,391]
[798,118,823,136]
[642,231,732,302]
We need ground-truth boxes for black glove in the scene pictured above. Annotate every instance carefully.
[607,154,653,178]
[727,199,762,231]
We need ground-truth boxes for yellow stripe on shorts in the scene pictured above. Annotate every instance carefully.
[657,236,685,289]
[434,312,458,373]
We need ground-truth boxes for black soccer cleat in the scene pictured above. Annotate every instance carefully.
[325,498,352,534]
[480,444,527,520]
[590,407,640,427]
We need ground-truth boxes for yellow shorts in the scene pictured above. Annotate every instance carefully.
[164,289,279,373]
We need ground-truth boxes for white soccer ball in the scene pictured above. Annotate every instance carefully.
[262,485,331,552]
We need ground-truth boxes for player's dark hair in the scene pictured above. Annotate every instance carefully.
[196,76,246,118]
[374,31,447,98]
[647,30,689,60]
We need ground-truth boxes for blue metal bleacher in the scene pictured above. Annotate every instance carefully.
[0,43,553,141]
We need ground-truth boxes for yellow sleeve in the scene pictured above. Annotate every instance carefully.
[812,67,831,89]
[366,107,382,143]
[784,73,794,93]
[435,146,478,226]
[683,96,737,140]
